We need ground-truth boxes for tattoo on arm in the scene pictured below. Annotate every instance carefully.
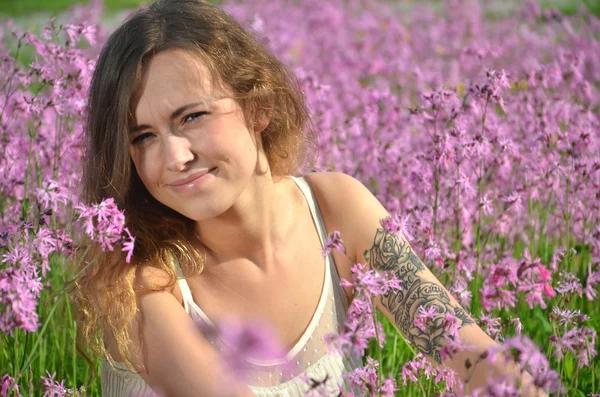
[365,228,474,364]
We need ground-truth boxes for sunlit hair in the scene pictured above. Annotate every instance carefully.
[73,0,316,373]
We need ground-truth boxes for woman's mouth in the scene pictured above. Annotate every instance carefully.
[167,167,217,192]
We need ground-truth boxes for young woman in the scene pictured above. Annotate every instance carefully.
[74,0,545,396]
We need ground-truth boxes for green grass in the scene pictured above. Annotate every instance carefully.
[0,0,221,16]
[542,0,600,16]
[0,0,148,16]
[1,256,102,396]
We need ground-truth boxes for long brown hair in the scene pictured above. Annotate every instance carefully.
[73,0,316,371]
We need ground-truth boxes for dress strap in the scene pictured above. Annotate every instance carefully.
[290,175,351,312]
[173,259,193,314]
[289,176,328,247]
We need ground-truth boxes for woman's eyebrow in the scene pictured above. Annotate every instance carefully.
[129,101,209,134]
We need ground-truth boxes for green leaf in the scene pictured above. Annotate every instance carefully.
[564,357,574,379]
[533,309,552,334]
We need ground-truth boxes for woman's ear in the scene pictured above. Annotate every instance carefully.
[253,95,274,135]
[254,110,270,135]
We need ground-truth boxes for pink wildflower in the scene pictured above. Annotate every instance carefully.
[584,262,600,301]
[401,359,420,385]
[555,271,583,297]
[1,375,21,397]
[414,305,439,332]
[75,198,136,259]
[35,179,68,212]
[121,228,136,264]
[41,371,69,397]
[322,230,346,256]
[380,212,414,241]
[550,326,597,367]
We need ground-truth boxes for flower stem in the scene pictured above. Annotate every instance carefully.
[569,365,580,396]
[473,96,490,303]
[565,177,571,250]
[372,297,383,396]
[21,132,35,221]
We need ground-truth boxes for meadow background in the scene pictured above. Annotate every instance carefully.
[1,0,599,396]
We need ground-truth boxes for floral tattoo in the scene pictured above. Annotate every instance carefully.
[365,229,474,364]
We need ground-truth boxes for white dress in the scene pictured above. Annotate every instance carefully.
[101,176,363,396]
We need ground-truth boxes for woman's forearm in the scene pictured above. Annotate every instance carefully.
[441,326,548,396]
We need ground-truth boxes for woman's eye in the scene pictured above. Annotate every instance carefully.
[182,111,208,124]
[131,132,154,145]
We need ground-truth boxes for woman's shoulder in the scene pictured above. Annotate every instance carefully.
[103,265,184,357]
[302,171,377,214]
[133,265,175,291]
[301,171,384,261]
[133,264,185,307]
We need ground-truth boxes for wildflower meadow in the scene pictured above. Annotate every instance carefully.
[1,0,599,396]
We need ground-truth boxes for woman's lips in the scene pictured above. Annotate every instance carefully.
[169,169,212,186]
[167,168,217,191]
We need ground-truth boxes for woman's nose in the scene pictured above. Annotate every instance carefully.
[164,134,194,171]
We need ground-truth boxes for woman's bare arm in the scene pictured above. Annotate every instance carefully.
[365,225,546,396]
[105,266,255,397]
[307,172,547,396]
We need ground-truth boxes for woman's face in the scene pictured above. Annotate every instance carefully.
[129,49,262,221]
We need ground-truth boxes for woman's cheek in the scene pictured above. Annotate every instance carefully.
[139,148,162,176]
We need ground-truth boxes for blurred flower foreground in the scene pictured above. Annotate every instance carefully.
[0,0,599,395]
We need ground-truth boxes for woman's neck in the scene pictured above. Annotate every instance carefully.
[195,174,296,272]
